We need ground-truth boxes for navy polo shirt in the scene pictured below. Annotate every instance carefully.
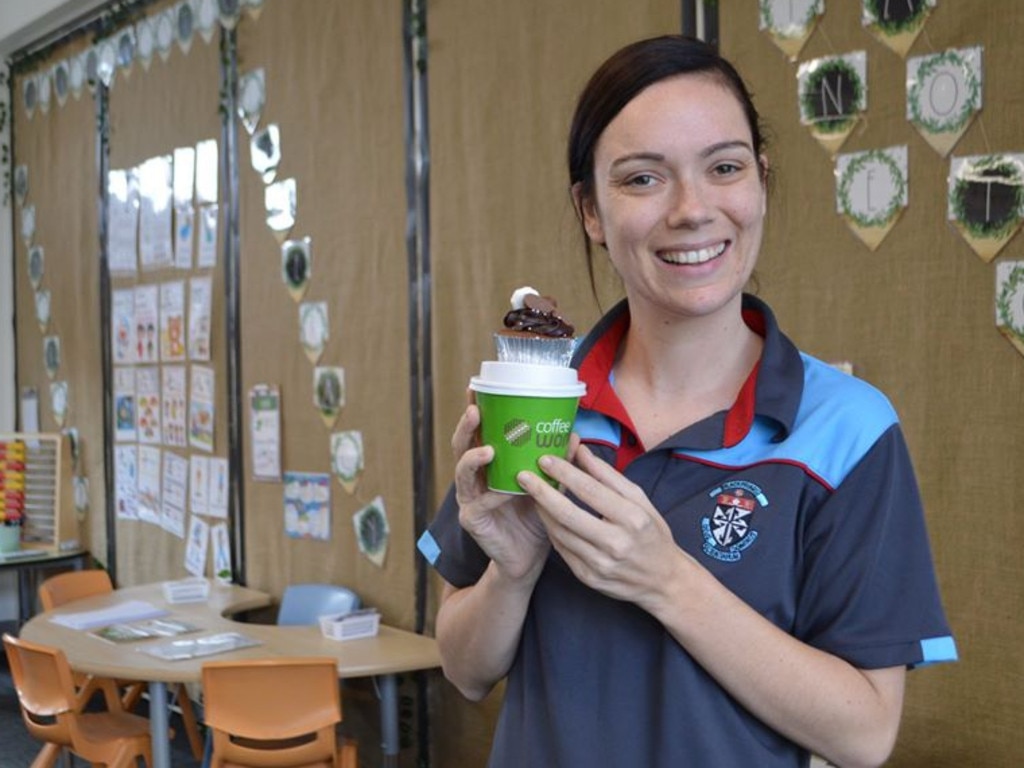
[419,294,956,768]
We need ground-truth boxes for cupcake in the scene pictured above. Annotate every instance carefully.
[494,286,576,367]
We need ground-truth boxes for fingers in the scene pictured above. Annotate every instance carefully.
[451,404,481,458]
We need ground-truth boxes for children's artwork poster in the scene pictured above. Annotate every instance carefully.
[797,52,867,156]
[114,444,139,520]
[73,476,89,519]
[188,276,212,361]
[20,204,35,246]
[197,204,219,268]
[299,301,329,364]
[283,471,331,541]
[107,169,139,274]
[135,366,162,444]
[136,445,162,524]
[14,164,28,206]
[251,123,281,183]
[134,284,159,364]
[947,153,1024,262]
[189,365,216,452]
[265,177,297,242]
[43,335,61,379]
[173,145,196,206]
[207,457,229,519]
[331,430,364,494]
[195,138,219,205]
[211,522,232,582]
[174,204,195,269]
[906,47,983,157]
[161,450,188,538]
[862,0,936,58]
[184,515,210,577]
[281,237,311,301]
[249,384,281,482]
[835,146,909,251]
[190,454,209,515]
[159,280,186,362]
[50,381,68,428]
[758,0,823,61]
[996,261,1024,359]
[137,154,174,271]
[313,366,345,428]
[161,365,188,447]
[237,67,265,135]
[353,496,389,567]
[28,245,44,289]
[114,367,137,442]
[35,289,50,333]
[112,288,136,364]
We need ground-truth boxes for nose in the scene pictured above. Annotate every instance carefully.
[665,180,712,229]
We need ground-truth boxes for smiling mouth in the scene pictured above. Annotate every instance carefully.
[658,241,728,265]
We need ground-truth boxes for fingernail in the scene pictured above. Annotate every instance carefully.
[537,455,553,469]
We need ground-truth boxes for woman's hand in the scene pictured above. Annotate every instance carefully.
[452,402,550,582]
[517,443,690,614]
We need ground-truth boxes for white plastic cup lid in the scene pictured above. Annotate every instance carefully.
[469,360,586,397]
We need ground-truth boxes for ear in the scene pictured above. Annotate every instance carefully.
[571,182,605,245]
[758,155,770,217]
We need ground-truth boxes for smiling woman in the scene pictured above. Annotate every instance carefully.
[419,34,956,768]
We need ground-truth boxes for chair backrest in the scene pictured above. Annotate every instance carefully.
[38,569,113,611]
[276,583,360,626]
[202,657,342,767]
[3,633,78,748]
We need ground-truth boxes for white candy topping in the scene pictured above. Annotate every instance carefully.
[509,286,540,310]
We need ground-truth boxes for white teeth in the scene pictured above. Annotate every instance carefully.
[660,242,726,265]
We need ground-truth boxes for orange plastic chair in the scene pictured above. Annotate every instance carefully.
[202,657,358,768]
[3,632,153,768]
[37,569,204,760]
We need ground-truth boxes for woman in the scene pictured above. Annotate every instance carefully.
[418,35,955,767]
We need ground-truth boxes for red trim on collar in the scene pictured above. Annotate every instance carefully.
[723,307,767,447]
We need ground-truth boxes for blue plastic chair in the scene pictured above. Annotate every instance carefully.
[276,583,361,626]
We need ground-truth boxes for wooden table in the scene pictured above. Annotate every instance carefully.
[20,580,441,768]
[0,547,90,626]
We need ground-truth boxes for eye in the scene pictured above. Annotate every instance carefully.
[712,161,742,177]
[625,173,658,188]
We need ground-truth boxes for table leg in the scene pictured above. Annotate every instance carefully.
[149,680,171,768]
[378,674,399,768]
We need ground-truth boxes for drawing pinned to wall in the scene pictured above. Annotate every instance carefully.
[947,153,1024,262]
[52,60,70,107]
[134,284,159,364]
[49,380,68,428]
[835,146,908,250]
[36,69,51,115]
[354,497,389,567]
[43,336,61,380]
[136,366,162,444]
[162,366,188,448]
[313,367,345,428]
[63,427,81,471]
[108,169,140,274]
[175,205,195,268]
[96,38,117,88]
[299,301,329,364]
[173,145,196,207]
[185,515,210,576]
[159,280,187,362]
[241,0,266,20]
[189,365,216,452]
[251,124,281,183]
[218,0,243,31]
[907,47,982,157]
[155,10,175,62]
[758,0,823,61]
[797,52,867,156]
[136,18,155,70]
[249,384,281,482]
[116,27,136,77]
[138,156,174,270]
[35,290,50,333]
[73,476,90,519]
[189,455,209,515]
[208,457,229,517]
[211,522,231,582]
[995,261,1024,359]
[115,445,139,520]
[27,245,44,289]
[195,138,218,204]
[68,54,85,98]
[137,445,162,524]
[265,177,297,242]
[21,204,35,246]
[196,0,219,43]
[331,430,364,494]
[22,74,37,119]
[281,237,311,301]
[114,367,137,442]
[197,204,219,267]
[112,289,134,364]
[14,165,28,206]
[862,0,936,58]
[84,47,99,92]
[283,471,331,541]
[188,276,213,361]
[161,451,189,537]
[176,0,196,55]
[237,68,265,134]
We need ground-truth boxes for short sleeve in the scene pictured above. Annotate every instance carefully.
[794,425,957,669]
[417,483,491,588]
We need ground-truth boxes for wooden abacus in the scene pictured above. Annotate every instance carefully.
[0,433,78,553]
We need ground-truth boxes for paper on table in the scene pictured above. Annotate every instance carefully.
[49,600,170,630]
[138,631,260,661]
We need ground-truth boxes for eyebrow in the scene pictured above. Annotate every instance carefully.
[609,140,755,169]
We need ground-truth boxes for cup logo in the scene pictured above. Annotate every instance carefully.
[503,419,532,446]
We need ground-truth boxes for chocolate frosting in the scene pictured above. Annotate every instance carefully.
[502,294,575,338]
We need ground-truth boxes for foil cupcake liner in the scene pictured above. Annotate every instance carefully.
[494,333,575,367]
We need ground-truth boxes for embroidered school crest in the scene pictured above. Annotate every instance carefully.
[701,480,768,563]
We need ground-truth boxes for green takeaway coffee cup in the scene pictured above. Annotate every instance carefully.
[470,361,586,494]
